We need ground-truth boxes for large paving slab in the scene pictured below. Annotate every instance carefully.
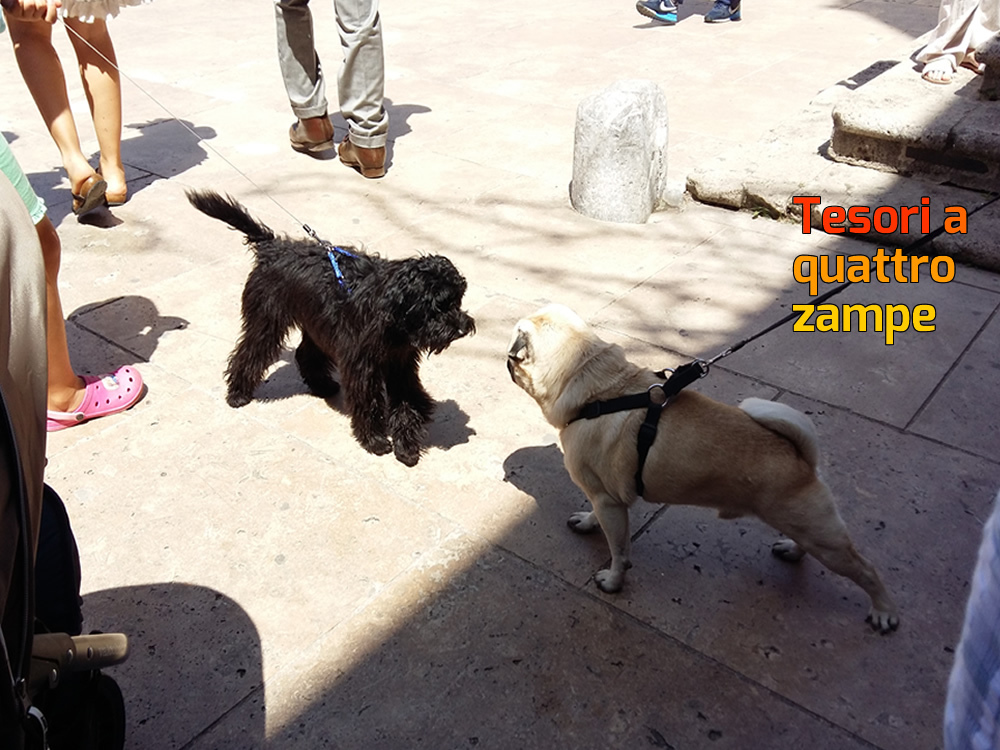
[593,212,1000,430]
[595,394,1000,749]
[185,534,879,750]
[909,310,1000,462]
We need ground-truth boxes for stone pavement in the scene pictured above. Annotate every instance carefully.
[3,0,1000,747]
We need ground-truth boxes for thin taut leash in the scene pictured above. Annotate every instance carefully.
[702,190,1000,367]
[55,16,1000,357]
[57,18,324,242]
[575,190,1000,495]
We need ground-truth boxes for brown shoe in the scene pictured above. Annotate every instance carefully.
[338,138,386,178]
[289,116,335,155]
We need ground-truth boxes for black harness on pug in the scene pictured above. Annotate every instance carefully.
[567,360,709,496]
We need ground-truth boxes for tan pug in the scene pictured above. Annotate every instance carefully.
[506,304,899,633]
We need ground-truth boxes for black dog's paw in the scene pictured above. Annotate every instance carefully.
[226,391,253,408]
[359,434,393,456]
[393,442,422,467]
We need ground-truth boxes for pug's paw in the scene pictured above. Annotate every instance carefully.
[567,511,599,534]
[867,606,900,634]
[594,569,624,593]
[771,539,806,562]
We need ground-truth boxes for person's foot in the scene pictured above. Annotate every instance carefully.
[47,376,88,415]
[921,58,953,84]
[46,366,145,432]
[71,173,107,216]
[338,137,386,178]
[704,0,740,21]
[289,115,336,155]
[635,0,678,24]
[99,163,129,206]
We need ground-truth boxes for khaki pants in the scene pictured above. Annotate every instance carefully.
[274,0,390,149]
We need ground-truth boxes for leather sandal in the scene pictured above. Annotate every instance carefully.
[72,174,108,216]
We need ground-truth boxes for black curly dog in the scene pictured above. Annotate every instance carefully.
[187,190,475,466]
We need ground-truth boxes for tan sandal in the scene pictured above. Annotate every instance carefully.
[71,174,107,216]
[960,52,985,74]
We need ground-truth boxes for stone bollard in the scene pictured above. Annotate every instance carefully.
[570,80,669,224]
[979,33,1000,101]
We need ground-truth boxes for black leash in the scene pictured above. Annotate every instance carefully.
[572,191,1000,497]
[60,21,343,259]
[703,191,1000,367]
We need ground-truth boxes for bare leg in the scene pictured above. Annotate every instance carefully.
[64,17,126,201]
[36,217,86,413]
[6,16,97,193]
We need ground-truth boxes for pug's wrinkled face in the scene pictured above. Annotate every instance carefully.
[506,304,591,404]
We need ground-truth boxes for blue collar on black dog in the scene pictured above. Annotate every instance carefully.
[327,246,357,290]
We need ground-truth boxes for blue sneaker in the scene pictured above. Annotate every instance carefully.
[704,0,740,22]
[636,0,678,24]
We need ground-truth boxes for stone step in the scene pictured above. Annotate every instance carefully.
[683,58,1000,272]
[829,53,1000,192]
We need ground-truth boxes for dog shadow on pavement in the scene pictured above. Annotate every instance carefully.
[502,444,589,511]
[254,358,311,403]
[255,363,476,451]
[425,399,475,451]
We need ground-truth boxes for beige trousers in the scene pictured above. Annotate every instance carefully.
[274,0,389,149]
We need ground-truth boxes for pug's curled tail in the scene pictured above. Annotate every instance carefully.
[186,189,275,245]
[739,397,819,469]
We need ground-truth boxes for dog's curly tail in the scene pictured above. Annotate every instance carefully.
[186,190,275,245]
[739,397,820,469]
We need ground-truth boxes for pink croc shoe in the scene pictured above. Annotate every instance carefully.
[46,366,145,432]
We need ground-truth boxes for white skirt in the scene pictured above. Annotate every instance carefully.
[915,0,1000,69]
[60,0,152,22]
